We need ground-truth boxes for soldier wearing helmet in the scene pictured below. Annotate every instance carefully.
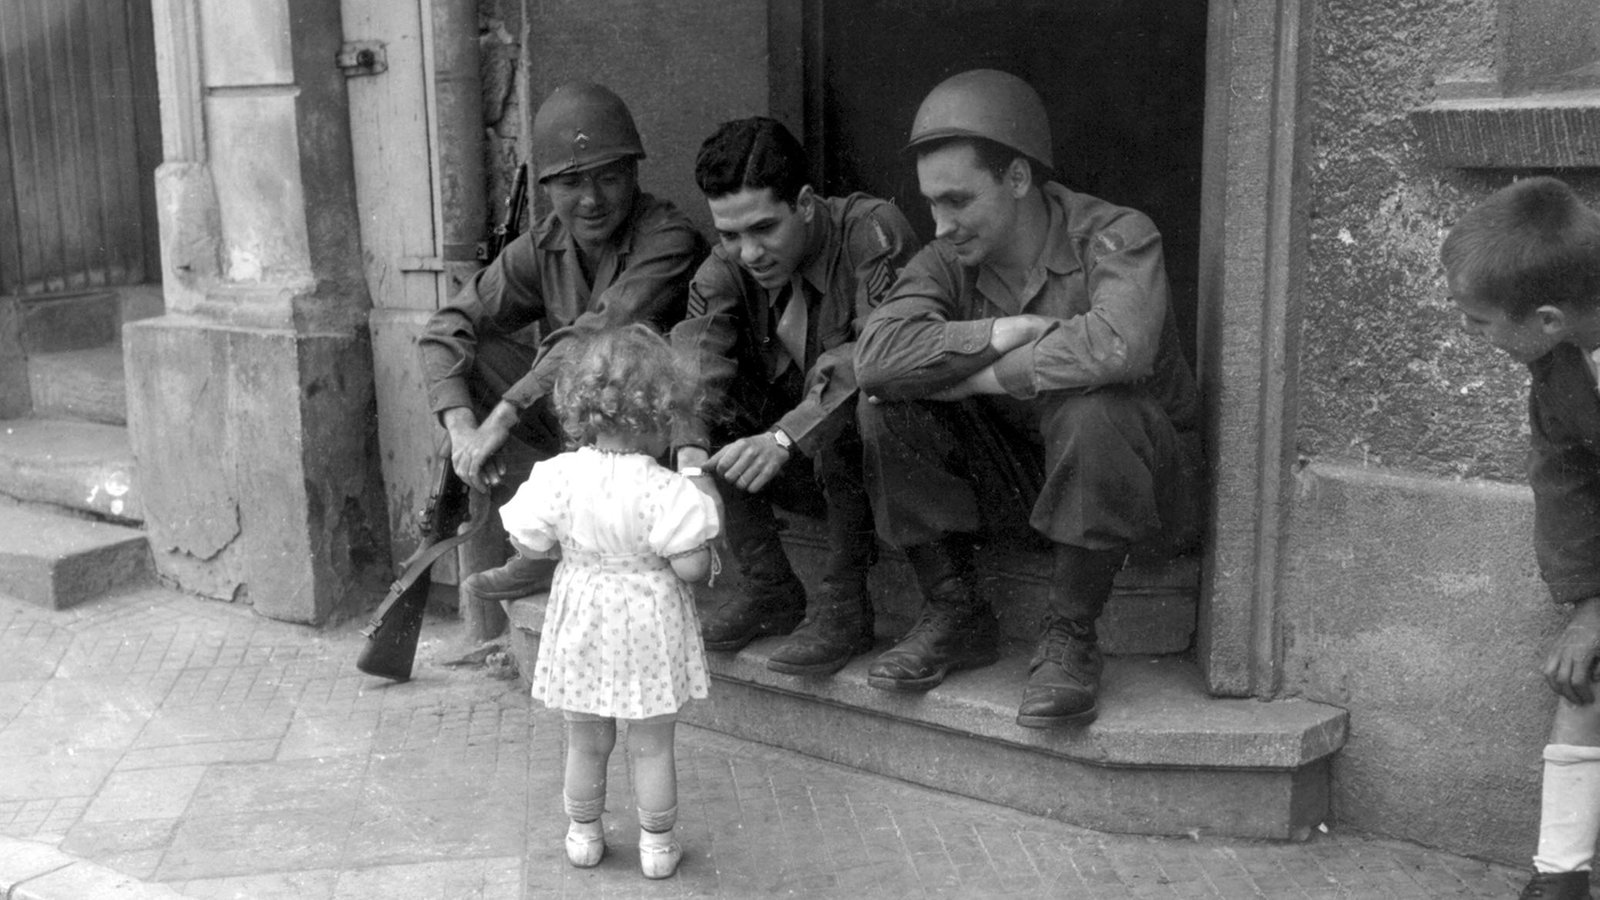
[854,70,1204,728]
[419,82,708,604]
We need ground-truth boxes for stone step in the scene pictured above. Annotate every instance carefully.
[14,290,122,353]
[0,501,154,609]
[506,594,1346,841]
[28,345,127,425]
[0,418,142,522]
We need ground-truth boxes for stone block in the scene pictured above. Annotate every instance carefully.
[28,346,127,425]
[17,290,119,352]
[1283,462,1553,865]
[125,316,387,623]
[0,504,153,609]
[0,419,141,521]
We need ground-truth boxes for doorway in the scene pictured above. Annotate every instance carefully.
[809,0,1208,361]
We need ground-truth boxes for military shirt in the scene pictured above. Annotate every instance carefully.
[419,191,707,416]
[671,193,918,455]
[1529,342,1600,604]
[855,182,1197,431]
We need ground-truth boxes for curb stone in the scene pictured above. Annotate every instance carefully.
[0,837,192,900]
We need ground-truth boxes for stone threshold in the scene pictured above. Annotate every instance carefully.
[506,596,1347,841]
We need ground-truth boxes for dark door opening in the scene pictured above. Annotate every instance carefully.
[813,0,1208,363]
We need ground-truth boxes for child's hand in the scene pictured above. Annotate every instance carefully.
[1545,597,1600,705]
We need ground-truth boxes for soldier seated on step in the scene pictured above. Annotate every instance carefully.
[670,117,919,676]
[852,70,1204,728]
[417,82,707,608]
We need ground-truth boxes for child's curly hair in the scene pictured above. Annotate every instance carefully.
[551,324,697,448]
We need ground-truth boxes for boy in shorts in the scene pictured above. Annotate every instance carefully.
[1444,177,1600,900]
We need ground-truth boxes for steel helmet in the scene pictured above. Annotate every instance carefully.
[531,82,646,182]
[906,69,1053,169]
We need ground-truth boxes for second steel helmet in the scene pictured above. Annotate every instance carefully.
[906,69,1053,169]
[531,82,646,182]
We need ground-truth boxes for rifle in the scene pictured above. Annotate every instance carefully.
[483,162,529,261]
[357,438,489,681]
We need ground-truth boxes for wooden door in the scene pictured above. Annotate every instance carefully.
[0,0,160,296]
[340,0,452,566]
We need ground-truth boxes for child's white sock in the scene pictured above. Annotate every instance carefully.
[564,793,605,823]
[1534,744,1600,873]
[637,805,681,879]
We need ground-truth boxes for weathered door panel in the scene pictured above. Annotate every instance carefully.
[0,0,159,296]
[340,0,450,570]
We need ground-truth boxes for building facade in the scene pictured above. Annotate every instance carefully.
[133,0,1600,866]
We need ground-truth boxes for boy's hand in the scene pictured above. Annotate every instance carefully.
[1544,596,1600,705]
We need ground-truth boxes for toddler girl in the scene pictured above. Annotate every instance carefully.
[498,325,719,879]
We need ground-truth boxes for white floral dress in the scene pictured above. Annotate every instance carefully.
[499,447,720,719]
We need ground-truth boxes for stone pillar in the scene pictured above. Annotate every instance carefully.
[128,0,388,624]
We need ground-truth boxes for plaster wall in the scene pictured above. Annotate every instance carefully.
[1280,0,1600,865]
[1282,464,1556,864]
[1300,0,1600,481]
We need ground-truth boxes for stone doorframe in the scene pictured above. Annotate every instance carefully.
[1194,0,1311,698]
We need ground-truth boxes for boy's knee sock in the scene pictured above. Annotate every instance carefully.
[637,804,677,834]
[564,793,605,824]
[1534,744,1600,873]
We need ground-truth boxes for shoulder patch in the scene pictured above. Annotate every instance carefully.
[1092,231,1125,260]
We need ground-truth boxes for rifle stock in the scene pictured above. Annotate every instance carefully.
[357,444,487,681]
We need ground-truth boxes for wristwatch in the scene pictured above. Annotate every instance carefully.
[769,428,794,451]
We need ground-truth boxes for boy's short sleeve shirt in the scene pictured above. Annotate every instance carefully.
[1528,342,1600,604]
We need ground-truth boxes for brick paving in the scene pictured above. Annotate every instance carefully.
[0,586,1529,899]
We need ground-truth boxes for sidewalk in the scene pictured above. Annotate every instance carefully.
[0,585,1527,899]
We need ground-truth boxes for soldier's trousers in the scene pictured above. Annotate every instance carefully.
[858,385,1203,568]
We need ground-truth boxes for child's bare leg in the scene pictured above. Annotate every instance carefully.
[627,715,678,817]
[564,713,617,808]
[627,714,682,878]
[562,712,616,868]
[1536,699,1600,874]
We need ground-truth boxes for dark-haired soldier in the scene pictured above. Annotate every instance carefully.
[419,82,707,607]
[671,117,918,675]
[854,70,1204,727]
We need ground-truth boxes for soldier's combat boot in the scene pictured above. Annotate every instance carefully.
[768,486,877,676]
[1015,543,1125,727]
[766,585,875,675]
[1016,615,1102,727]
[460,555,557,603]
[702,530,806,651]
[867,537,998,692]
[1519,872,1594,900]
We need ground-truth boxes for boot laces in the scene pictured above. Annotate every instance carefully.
[1033,615,1096,670]
[906,603,974,637]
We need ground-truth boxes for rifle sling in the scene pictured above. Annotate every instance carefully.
[361,496,492,636]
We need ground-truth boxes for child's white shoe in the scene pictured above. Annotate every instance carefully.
[638,828,681,879]
[565,819,605,867]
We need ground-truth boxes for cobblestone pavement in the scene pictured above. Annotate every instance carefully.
[0,586,1528,899]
